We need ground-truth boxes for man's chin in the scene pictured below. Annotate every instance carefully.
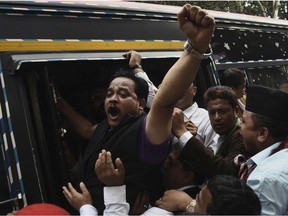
[214,127,229,135]
[214,129,223,135]
[107,118,121,128]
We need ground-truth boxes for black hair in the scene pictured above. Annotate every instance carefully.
[206,175,261,215]
[204,86,238,109]
[111,71,149,101]
[181,161,205,186]
[220,68,246,89]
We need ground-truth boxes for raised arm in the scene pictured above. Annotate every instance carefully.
[56,95,97,140]
[123,50,158,109]
[146,5,215,144]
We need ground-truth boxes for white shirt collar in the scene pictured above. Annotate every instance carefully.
[183,102,198,119]
[178,185,199,191]
[249,142,282,166]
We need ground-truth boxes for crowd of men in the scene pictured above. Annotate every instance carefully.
[61,4,288,216]
[12,4,288,216]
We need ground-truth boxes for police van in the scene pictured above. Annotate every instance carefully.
[0,0,288,213]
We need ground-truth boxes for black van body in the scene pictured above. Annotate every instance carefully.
[0,1,287,213]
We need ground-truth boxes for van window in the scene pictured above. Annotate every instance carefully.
[7,57,183,210]
[245,66,288,89]
[212,28,288,63]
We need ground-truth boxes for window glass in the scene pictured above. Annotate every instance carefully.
[212,28,288,62]
[245,66,288,89]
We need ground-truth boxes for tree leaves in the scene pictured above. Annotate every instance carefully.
[142,0,287,20]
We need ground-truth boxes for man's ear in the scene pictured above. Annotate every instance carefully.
[138,99,146,111]
[234,106,241,118]
[257,127,269,142]
[192,86,197,97]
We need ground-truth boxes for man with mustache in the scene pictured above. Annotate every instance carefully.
[61,4,215,214]
[124,50,218,152]
[153,86,249,213]
[157,85,288,215]
[171,86,248,178]
[239,85,288,214]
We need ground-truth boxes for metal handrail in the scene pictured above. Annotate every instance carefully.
[0,193,22,208]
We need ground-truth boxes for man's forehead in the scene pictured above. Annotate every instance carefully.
[109,77,135,88]
[243,110,253,120]
[207,98,231,107]
[242,111,257,127]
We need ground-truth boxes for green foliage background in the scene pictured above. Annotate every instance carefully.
[142,1,288,20]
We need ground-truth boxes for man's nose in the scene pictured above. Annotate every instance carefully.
[214,112,221,120]
[109,94,118,102]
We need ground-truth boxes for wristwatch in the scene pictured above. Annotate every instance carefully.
[184,40,212,60]
[130,64,142,70]
[186,199,197,214]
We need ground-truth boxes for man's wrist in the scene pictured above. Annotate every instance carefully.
[79,204,98,216]
[178,131,193,149]
[184,40,212,60]
[130,64,142,71]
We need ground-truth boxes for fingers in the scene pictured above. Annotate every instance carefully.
[68,182,76,192]
[95,149,125,186]
[177,4,215,52]
[62,186,71,202]
[155,196,162,206]
[189,5,201,24]
[115,157,125,176]
[185,121,196,128]
[139,191,149,205]
[178,4,203,28]
[185,121,198,136]
[79,182,88,194]
[173,108,184,119]
[79,182,93,205]
[63,182,91,211]
[122,51,132,59]
[185,5,209,26]
[62,183,74,202]
[122,50,140,61]
[100,149,106,167]
[96,150,117,171]
[95,149,107,174]
[98,150,115,172]
[130,191,150,215]
[7,211,18,216]
[140,191,150,211]
[177,4,190,29]
[122,52,129,59]
[172,108,185,126]
[189,6,213,28]
[106,151,114,169]
[156,190,187,212]
[172,108,188,138]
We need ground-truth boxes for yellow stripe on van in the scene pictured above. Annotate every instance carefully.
[0,40,184,52]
